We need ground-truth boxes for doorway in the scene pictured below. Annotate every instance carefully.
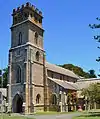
[13,94,23,113]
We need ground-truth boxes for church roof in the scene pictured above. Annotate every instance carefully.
[46,62,79,79]
[76,78,100,89]
[48,77,78,90]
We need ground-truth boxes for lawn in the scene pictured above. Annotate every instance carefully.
[35,111,76,115]
[73,113,100,119]
[0,114,35,119]
[73,116,100,119]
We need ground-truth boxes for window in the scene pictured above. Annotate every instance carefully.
[36,94,41,104]
[34,32,38,45]
[30,13,33,17]
[60,75,63,80]
[0,92,2,99]
[16,66,21,83]
[51,72,54,78]
[16,49,20,56]
[39,19,42,23]
[18,32,22,45]
[36,51,40,61]
[14,17,17,23]
[59,94,61,102]
[34,16,38,22]
[52,94,57,105]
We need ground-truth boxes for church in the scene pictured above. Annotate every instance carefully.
[8,2,96,114]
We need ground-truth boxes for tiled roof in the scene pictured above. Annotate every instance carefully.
[76,78,100,89]
[48,77,78,90]
[46,62,79,79]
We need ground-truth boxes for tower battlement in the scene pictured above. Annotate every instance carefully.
[12,2,43,27]
[12,2,42,16]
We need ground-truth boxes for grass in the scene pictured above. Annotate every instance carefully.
[73,116,100,119]
[34,111,76,115]
[0,114,35,119]
[73,110,100,119]
[73,117,100,119]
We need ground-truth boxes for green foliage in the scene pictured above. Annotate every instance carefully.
[67,92,78,104]
[0,67,8,88]
[81,83,100,104]
[59,64,97,78]
[89,69,97,78]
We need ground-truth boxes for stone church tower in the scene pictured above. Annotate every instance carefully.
[8,2,47,113]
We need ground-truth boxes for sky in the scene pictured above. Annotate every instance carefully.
[0,0,100,76]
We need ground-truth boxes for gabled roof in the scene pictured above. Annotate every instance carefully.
[48,77,78,90]
[76,78,100,89]
[46,62,79,79]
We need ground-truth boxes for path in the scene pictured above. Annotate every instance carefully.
[24,112,82,119]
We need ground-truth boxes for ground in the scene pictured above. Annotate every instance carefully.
[73,116,100,119]
[0,111,100,119]
[0,115,34,119]
[25,112,82,119]
[73,109,100,119]
[0,112,82,119]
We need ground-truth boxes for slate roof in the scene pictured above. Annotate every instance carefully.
[76,78,100,89]
[48,77,78,90]
[46,62,79,79]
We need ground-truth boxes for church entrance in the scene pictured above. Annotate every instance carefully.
[13,94,23,113]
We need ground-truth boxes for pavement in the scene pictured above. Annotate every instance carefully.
[23,112,82,119]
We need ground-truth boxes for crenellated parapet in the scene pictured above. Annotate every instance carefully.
[12,2,43,27]
[12,2,42,16]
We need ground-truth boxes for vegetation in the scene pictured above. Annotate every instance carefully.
[0,67,8,88]
[0,64,97,88]
[89,18,100,76]
[59,64,97,78]
[73,116,100,119]
[0,115,34,119]
[81,83,100,105]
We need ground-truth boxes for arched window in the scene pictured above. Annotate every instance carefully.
[36,94,41,104]
[18,32,22,45]
[36,51,40,61]
[34,32,38,45]
[52,94,57,105]
[16,66,21,83]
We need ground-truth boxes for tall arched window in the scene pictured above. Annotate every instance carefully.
[52,94,57,105]
[36,94,41,104]
[18,32,22,45]
[36,51,40,61]
[16,66,21,83]
[34,32,38,45]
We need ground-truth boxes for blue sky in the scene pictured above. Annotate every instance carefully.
[0,0,100,76]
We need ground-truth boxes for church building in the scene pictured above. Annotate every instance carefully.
[8,2,80,113]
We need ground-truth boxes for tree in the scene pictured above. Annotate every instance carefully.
[88,69,97,78]
[0,67,8,88]
[89,18,100,76]
[67,92,78,111]
[81,83,100,104]
[59,64,97,78]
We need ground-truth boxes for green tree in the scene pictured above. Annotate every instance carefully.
[0,67,8,88]
[81,83,100,104]
[89,18,100,76]
[88,69,97,78]
[59,64,97,78]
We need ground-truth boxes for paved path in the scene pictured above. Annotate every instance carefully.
[24,112,82,119]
